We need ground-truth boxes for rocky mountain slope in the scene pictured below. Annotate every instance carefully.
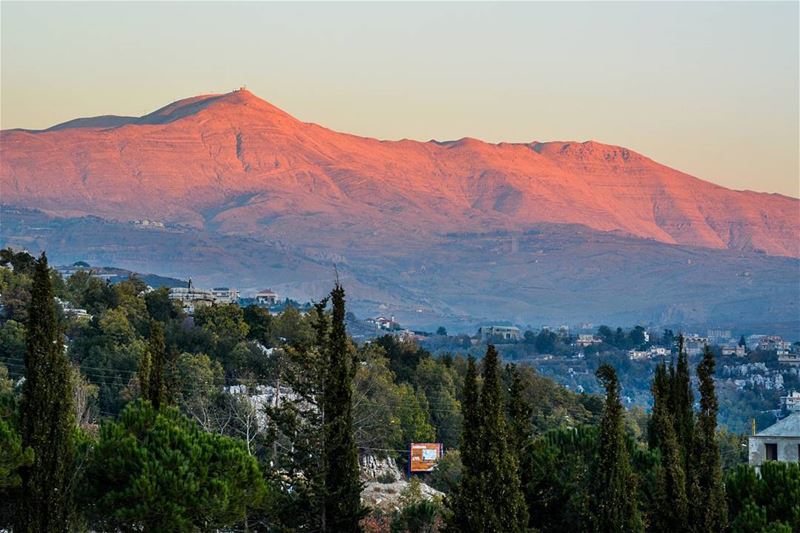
[1,90,798,332]
[2,89,797,257]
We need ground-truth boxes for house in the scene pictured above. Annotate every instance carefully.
[778,354,800,367]
[168,279,215,314]
[628,350,650,361]
[255,289,279,306]
[478,325,521,342]
[757,335,790,354]
[576,334,601,347]
[748,411,800,469]
[366,316,398,330]
[684,335,708,356]
[211,287,239,304]
[782,391,800,412]
[707,329,733,345]
[722,345,747,357]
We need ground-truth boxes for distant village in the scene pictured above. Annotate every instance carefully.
[32,260,800,437]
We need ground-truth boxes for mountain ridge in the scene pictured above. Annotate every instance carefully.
[1,89,798,260]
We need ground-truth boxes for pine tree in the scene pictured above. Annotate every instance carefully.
[322,283,364,532]
[690,346,728,532]
[146,320,166,409]
[16,253,76,532]
[478,346,529,532]
[591,364,642,533]
[648,361,688,532]
[445,356,484,532]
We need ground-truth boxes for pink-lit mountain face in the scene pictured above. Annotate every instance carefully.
[2,89,797,258]
[2,90,798,332]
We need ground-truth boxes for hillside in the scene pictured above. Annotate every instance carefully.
[1,90,798,332]
[2,89,797,257]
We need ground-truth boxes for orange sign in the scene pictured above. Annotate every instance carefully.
[409,443,443,473]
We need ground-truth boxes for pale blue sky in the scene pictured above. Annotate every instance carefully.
[2,1,798,196]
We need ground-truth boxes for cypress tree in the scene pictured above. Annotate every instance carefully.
[479,346,528,532]
[690,346,728,532]
[506,363,533,457]
[16,253,75,532]
[137,347,151,400]
[322,283,364,532]
[446,356,484,532]
[647,361,670,450]
[671,335,694,478]
[146,320,166,410]
[648,360,688,532]
[591,364,641,533]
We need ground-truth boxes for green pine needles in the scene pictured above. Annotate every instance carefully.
[16,253,76,532]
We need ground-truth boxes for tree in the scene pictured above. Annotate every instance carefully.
[436,326,447,336]
[83,401,268,531]
[478,346,528,531]
[738,335,746,348]
[648,361,688,532]
[690,346,728,531]
[535,330,558,353]
[506,363,533,456]
[725,462,799,532]
[243,304,273,345]
[322,283,364,531]
[0,416,33,530]
[671,335,695,479]
[145,320,167,409]
[445,356,484,531]
[590,364,642,532]
[16,253,76,532]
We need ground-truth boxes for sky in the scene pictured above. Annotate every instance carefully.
[1,1,798,197]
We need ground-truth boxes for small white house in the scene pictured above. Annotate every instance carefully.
[748,412,800,469]
[478,325,521,342]
[255,289,279,306]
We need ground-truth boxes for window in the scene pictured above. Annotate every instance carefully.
[765,442,778,461]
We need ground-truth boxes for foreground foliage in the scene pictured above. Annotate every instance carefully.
[83,400,267,531]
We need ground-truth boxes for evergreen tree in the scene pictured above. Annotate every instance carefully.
[506,363,533,457]
[445,356,484,532]
[671,335,695,479]
[506,362,535,528]
[478,346,528,532]
[137,345,152,400]
[648,361,688,532]
[322,283,364,532]
[83,401,266,531]
[690,346,728,532]
[647,361,670,450]
[16,253,76,532]
[146,320,167,409]
[591,364,642,533]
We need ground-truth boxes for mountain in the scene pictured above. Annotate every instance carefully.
[1,90,798,333]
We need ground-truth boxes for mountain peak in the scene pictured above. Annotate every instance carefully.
[1,91,797,258]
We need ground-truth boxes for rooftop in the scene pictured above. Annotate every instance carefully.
[755,411,800,438]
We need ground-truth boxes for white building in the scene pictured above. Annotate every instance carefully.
[748,412,800,469]
[684,335,708,356]
[577,334,601,347]
[211,287,239,304]
[255,289,279,306]
[722,345,747,357]
[782,391,800,412]
[478,325,521,342]
[168,280,216,314]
